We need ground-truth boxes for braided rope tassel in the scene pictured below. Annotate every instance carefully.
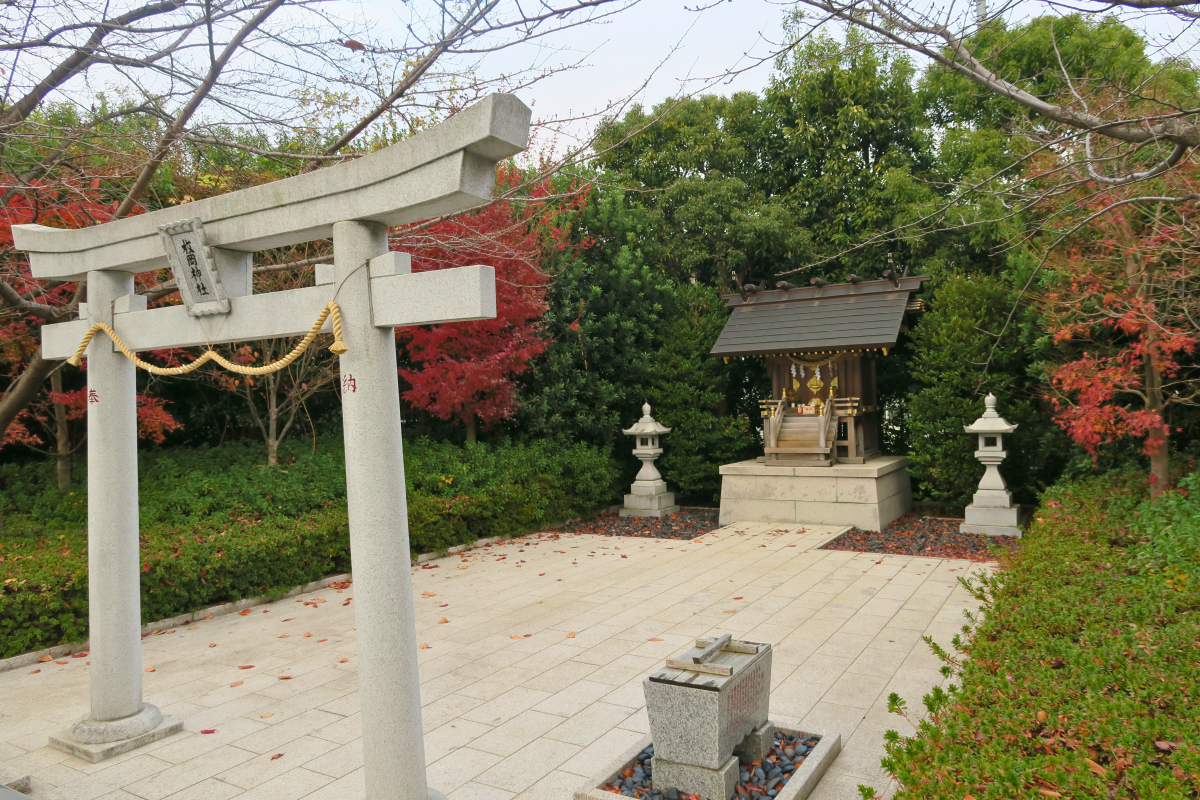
[66,302,349,374]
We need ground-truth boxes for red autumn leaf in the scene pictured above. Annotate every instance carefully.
[230,681,243,687]
[200,729,216,734]
[278,675,293,680]
[238,665,255,669]
[342,39,366,51]
[438,618,449,624]
[238,610,252,616]
[733,597,743,600]
[271,753,284,760]
[337,658,348,663]
[648,638,663,642]
[28,669,40,674]
[318,638,328,642]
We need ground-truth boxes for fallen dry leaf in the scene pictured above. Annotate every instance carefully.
[318,638,327,642]
[270,753,284,760]
[338,658,348,663]
[419,643,430,649]
[144,667,155,672]
[282,617,295,622]
[37,654,52,663]
[724,611,735,614]
[238,609,252,616]
[188,626,198,630]
[1036,710,1048,722]
[230,680,244,687]
[200,729,217,734]
[567,632,576,638]
[733,596,744,600]
[539,573,546,576]
[649,638,663,642]
[303,633,312,638]
[209,643,217,648]
[55,660,68,665]
[238,665,255,669]
[278,634,290,639]
[278,675,293,680]
[1037,790,1061,799]
[438,618,449,624]
[202,614,214,620]
[28,669,40,674]
[261,712,274,718]
[510,636,521,640]
[1084,758,1107,777]
[343,599,351,606]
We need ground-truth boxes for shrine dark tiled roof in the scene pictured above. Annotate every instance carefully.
[710,275,930,358]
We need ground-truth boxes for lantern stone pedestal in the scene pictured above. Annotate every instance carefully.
[960,394,1028,537]
[621,404,680,518]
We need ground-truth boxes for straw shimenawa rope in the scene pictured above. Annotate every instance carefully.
[66,301,348,375]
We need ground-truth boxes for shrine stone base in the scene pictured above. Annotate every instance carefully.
[718,456,911,532]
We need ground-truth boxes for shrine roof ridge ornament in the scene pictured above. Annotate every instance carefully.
[721,274,930,306]
[13,93,532,280]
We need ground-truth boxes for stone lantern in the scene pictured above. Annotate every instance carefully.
[620,403,680,518]
[960,393,1026,537]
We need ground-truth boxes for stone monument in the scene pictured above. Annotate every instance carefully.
[644,635,774,800]
[960,393,1027,537]
[16,93,532,800]
[620,403,679,518]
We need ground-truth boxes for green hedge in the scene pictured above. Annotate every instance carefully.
[875,471,1200,799]
[0,437,618,658]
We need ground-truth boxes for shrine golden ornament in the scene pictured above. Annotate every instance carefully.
[807,375,824,393]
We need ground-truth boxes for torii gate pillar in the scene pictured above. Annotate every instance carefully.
[333,220,430,800]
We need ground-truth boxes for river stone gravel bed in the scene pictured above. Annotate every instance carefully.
[559,508,719,541]
[602,731,821,800]
[822,512,1018,561]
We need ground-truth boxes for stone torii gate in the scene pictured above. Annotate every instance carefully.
[15,93,531,800]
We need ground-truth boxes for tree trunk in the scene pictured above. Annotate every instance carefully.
[465,415,477,444]
[267,374,279,466]
[1145,348,1169,497]
[0,349,58,444]
[51,369,72,490]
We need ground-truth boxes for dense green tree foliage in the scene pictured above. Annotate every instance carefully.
[594,34,939,289]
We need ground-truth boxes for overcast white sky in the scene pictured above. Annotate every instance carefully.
[362,0,791,145]
[368,0,1195,148]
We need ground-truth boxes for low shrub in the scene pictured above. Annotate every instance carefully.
[874,470,1200,799]
[0,437,618,658]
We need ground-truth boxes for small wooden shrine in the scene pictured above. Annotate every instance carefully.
[711,274,930,466]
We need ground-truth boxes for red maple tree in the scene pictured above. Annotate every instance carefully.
[395,166,587,442]
[1041,181,1199,493]
[1,180,180,471]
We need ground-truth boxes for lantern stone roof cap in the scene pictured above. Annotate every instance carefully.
[623,403,671,436]
[964,394,1018,434]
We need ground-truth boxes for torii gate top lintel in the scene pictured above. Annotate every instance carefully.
[13,93,532,280]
